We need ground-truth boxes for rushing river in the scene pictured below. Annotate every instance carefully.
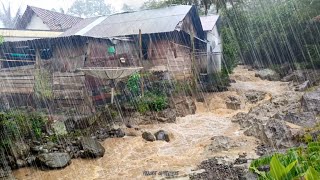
[13,66,291,180]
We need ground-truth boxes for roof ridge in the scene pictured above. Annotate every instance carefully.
[27,5,82,19]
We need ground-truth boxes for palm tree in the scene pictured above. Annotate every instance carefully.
[0,2,20,28]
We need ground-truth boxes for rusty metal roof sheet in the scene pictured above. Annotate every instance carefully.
[200,15,220,31]
[16,6,83,31]
[61,5,194,38]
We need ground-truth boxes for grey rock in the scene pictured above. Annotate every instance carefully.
[295,81,310,92]
[245,90,266,103]
[255,69,281,81]
[154,130,170,142]
[226,96,242,110]
[9,142,30,160]
[36,153,71,169]
[207,136,236,152]
[142,132,156,142]
[283,112,318,128]
[16,159,27,168]
[174,97,196,117]
[26,156,36,166]
[302,88,320,114]
[80,137,105,158]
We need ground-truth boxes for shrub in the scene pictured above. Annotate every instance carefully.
[127,73,141,96]
[134,92,168,114]
[250,142,320,179]
[0,110,47,142]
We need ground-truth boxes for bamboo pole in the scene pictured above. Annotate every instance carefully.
[139,29,144,97]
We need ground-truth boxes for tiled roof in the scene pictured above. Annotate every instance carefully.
[16,6,83,31]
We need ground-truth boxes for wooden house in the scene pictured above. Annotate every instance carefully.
[61,5,208,79]
[15,6,82,31]
[0,35,139,114]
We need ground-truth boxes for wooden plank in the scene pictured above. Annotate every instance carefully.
[55,99,84,106]
[0,71,35,77]
[0,84,34,88]
[53,90,85,100]
[53,84,84,90]
[53,72,85,77]
[53,76,85,82]
[0,80,35,84]
[0,59,35,63]
[0,76,34,80]
[0,88,34,94]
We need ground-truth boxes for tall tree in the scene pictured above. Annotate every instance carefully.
[68,0,114,18]
[0,2,20,28]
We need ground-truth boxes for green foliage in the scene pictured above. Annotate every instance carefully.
[224,0,320,68]
[270,155,297,180]
[250,142,320,179]
[34,69,53,100]
[68,0,114,18]
[0,110,47,143]
[127,73,141,96]
[134,92,168,113]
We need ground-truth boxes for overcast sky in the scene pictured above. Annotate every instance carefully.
[3,0,146,14]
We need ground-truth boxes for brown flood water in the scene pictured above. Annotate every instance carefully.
[13,66,291,180]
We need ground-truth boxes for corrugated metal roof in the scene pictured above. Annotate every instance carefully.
[16,6,83,31]
[62,5,193,38]
[200,15,220,31]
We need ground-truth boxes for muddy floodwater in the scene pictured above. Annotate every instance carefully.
[14,66,291,179]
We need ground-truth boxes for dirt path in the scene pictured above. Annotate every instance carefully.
[13,66,291,180]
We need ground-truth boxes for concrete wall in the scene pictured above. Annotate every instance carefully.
[206,25,222,74]
[26,15,51,30]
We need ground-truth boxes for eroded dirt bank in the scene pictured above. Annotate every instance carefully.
[13,66,293,180]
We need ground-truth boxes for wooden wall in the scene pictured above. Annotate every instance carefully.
[147,40,192,78]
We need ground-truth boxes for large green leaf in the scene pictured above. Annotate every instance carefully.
[270,155,297,180]
[305,167,320,180]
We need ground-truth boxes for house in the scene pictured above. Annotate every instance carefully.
[61,5,207,79]
[15,6,82,31]
[200,15,222,74]
[0,6,82,42]
[0,35,139,113]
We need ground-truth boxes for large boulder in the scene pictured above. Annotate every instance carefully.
[80,137,105,158]
[207,136,237,152]
[36,153,71,169]
[142,132,156,142]
[155,109,176,123]
[255,69,280,81]
[154,130,170,142]
[302,88,320,114]
[282,69,320,85]
[283,112,318,128]
[174,97,196,117]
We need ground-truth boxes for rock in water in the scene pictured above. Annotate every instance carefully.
[142,132,156,142]
[245,90,266,103]
[226,96,242,110]
[255,69,280,81]
[36,153,71,169]
[302,88,320,114]
[154,130,170,142]
[80,137,105,158]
